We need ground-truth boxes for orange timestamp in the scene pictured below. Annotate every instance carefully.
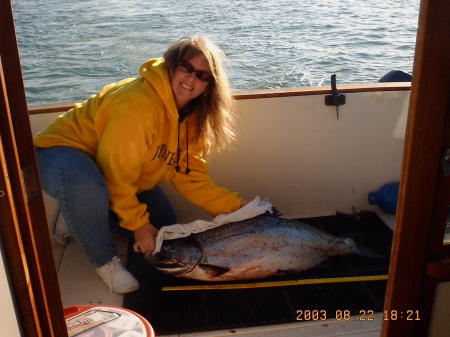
[382,309,421,321]
[295,309,421,321]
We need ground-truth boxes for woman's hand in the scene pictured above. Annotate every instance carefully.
[133,223,159,253]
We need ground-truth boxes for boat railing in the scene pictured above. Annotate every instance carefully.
[28,83,411,115]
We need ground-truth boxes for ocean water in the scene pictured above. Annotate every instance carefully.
[12,0,420,106]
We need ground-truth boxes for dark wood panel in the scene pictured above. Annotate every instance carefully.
[0,59,43,337]
[382,0,450,336]
[0,2,68,337]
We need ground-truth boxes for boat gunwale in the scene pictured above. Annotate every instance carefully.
[28,82,411,115]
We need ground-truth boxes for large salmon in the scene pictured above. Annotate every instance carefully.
[145,212,360,281]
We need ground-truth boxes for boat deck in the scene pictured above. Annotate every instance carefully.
[51,208,396,337]
[52,232,126,308]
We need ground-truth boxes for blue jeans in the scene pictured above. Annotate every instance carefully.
[36,146,177,267]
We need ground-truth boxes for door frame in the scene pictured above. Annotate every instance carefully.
[382,0,450,335]
[0,2,67,337]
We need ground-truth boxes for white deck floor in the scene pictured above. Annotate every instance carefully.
[51,211,396,336]
[52,234,126,308]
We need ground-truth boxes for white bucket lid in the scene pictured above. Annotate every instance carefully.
[65,306,151,337]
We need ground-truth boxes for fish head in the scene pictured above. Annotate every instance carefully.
[145,238,201,275]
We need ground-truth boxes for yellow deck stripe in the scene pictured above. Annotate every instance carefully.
[162,274,388,291]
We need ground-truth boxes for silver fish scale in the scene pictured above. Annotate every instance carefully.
[188,215,355,279]
[193,214,339,247]
[151,214,358,281]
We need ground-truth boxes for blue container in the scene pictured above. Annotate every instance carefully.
[368,182,400,214]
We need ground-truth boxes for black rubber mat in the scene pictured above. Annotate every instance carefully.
[124,211,392,335]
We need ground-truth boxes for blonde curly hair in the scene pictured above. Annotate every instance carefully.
[164,35,236,154]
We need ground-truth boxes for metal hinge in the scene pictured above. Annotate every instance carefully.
[442,149,450,177]
[21,165,39,202]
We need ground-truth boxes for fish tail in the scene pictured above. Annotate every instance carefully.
[334,237,383,259]
[341,236,383,259]
[353,244,384,259]
[331,237,357,256]
[338,221,386,259]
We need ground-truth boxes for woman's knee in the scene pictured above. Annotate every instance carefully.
[36,146,108,201]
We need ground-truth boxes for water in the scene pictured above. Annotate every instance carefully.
[11,0,420,106]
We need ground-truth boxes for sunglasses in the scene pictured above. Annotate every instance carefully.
[177,60,213,82]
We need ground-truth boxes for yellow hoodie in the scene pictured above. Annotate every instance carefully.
[35,58,242,231]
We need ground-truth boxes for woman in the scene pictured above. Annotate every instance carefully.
[35,36,244,293]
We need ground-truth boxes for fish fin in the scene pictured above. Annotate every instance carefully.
[269,207,283,217]
[199,264,230,277]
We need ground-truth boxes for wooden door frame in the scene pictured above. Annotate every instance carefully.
[0,2,67,337]
[382,0,450,336]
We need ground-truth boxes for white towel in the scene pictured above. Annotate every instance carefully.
[152,196,273,254]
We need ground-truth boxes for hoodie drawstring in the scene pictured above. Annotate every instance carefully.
[185,120,191,174]
[175,118,191,174]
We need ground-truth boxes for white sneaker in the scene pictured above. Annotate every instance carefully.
[96,256,139,293]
